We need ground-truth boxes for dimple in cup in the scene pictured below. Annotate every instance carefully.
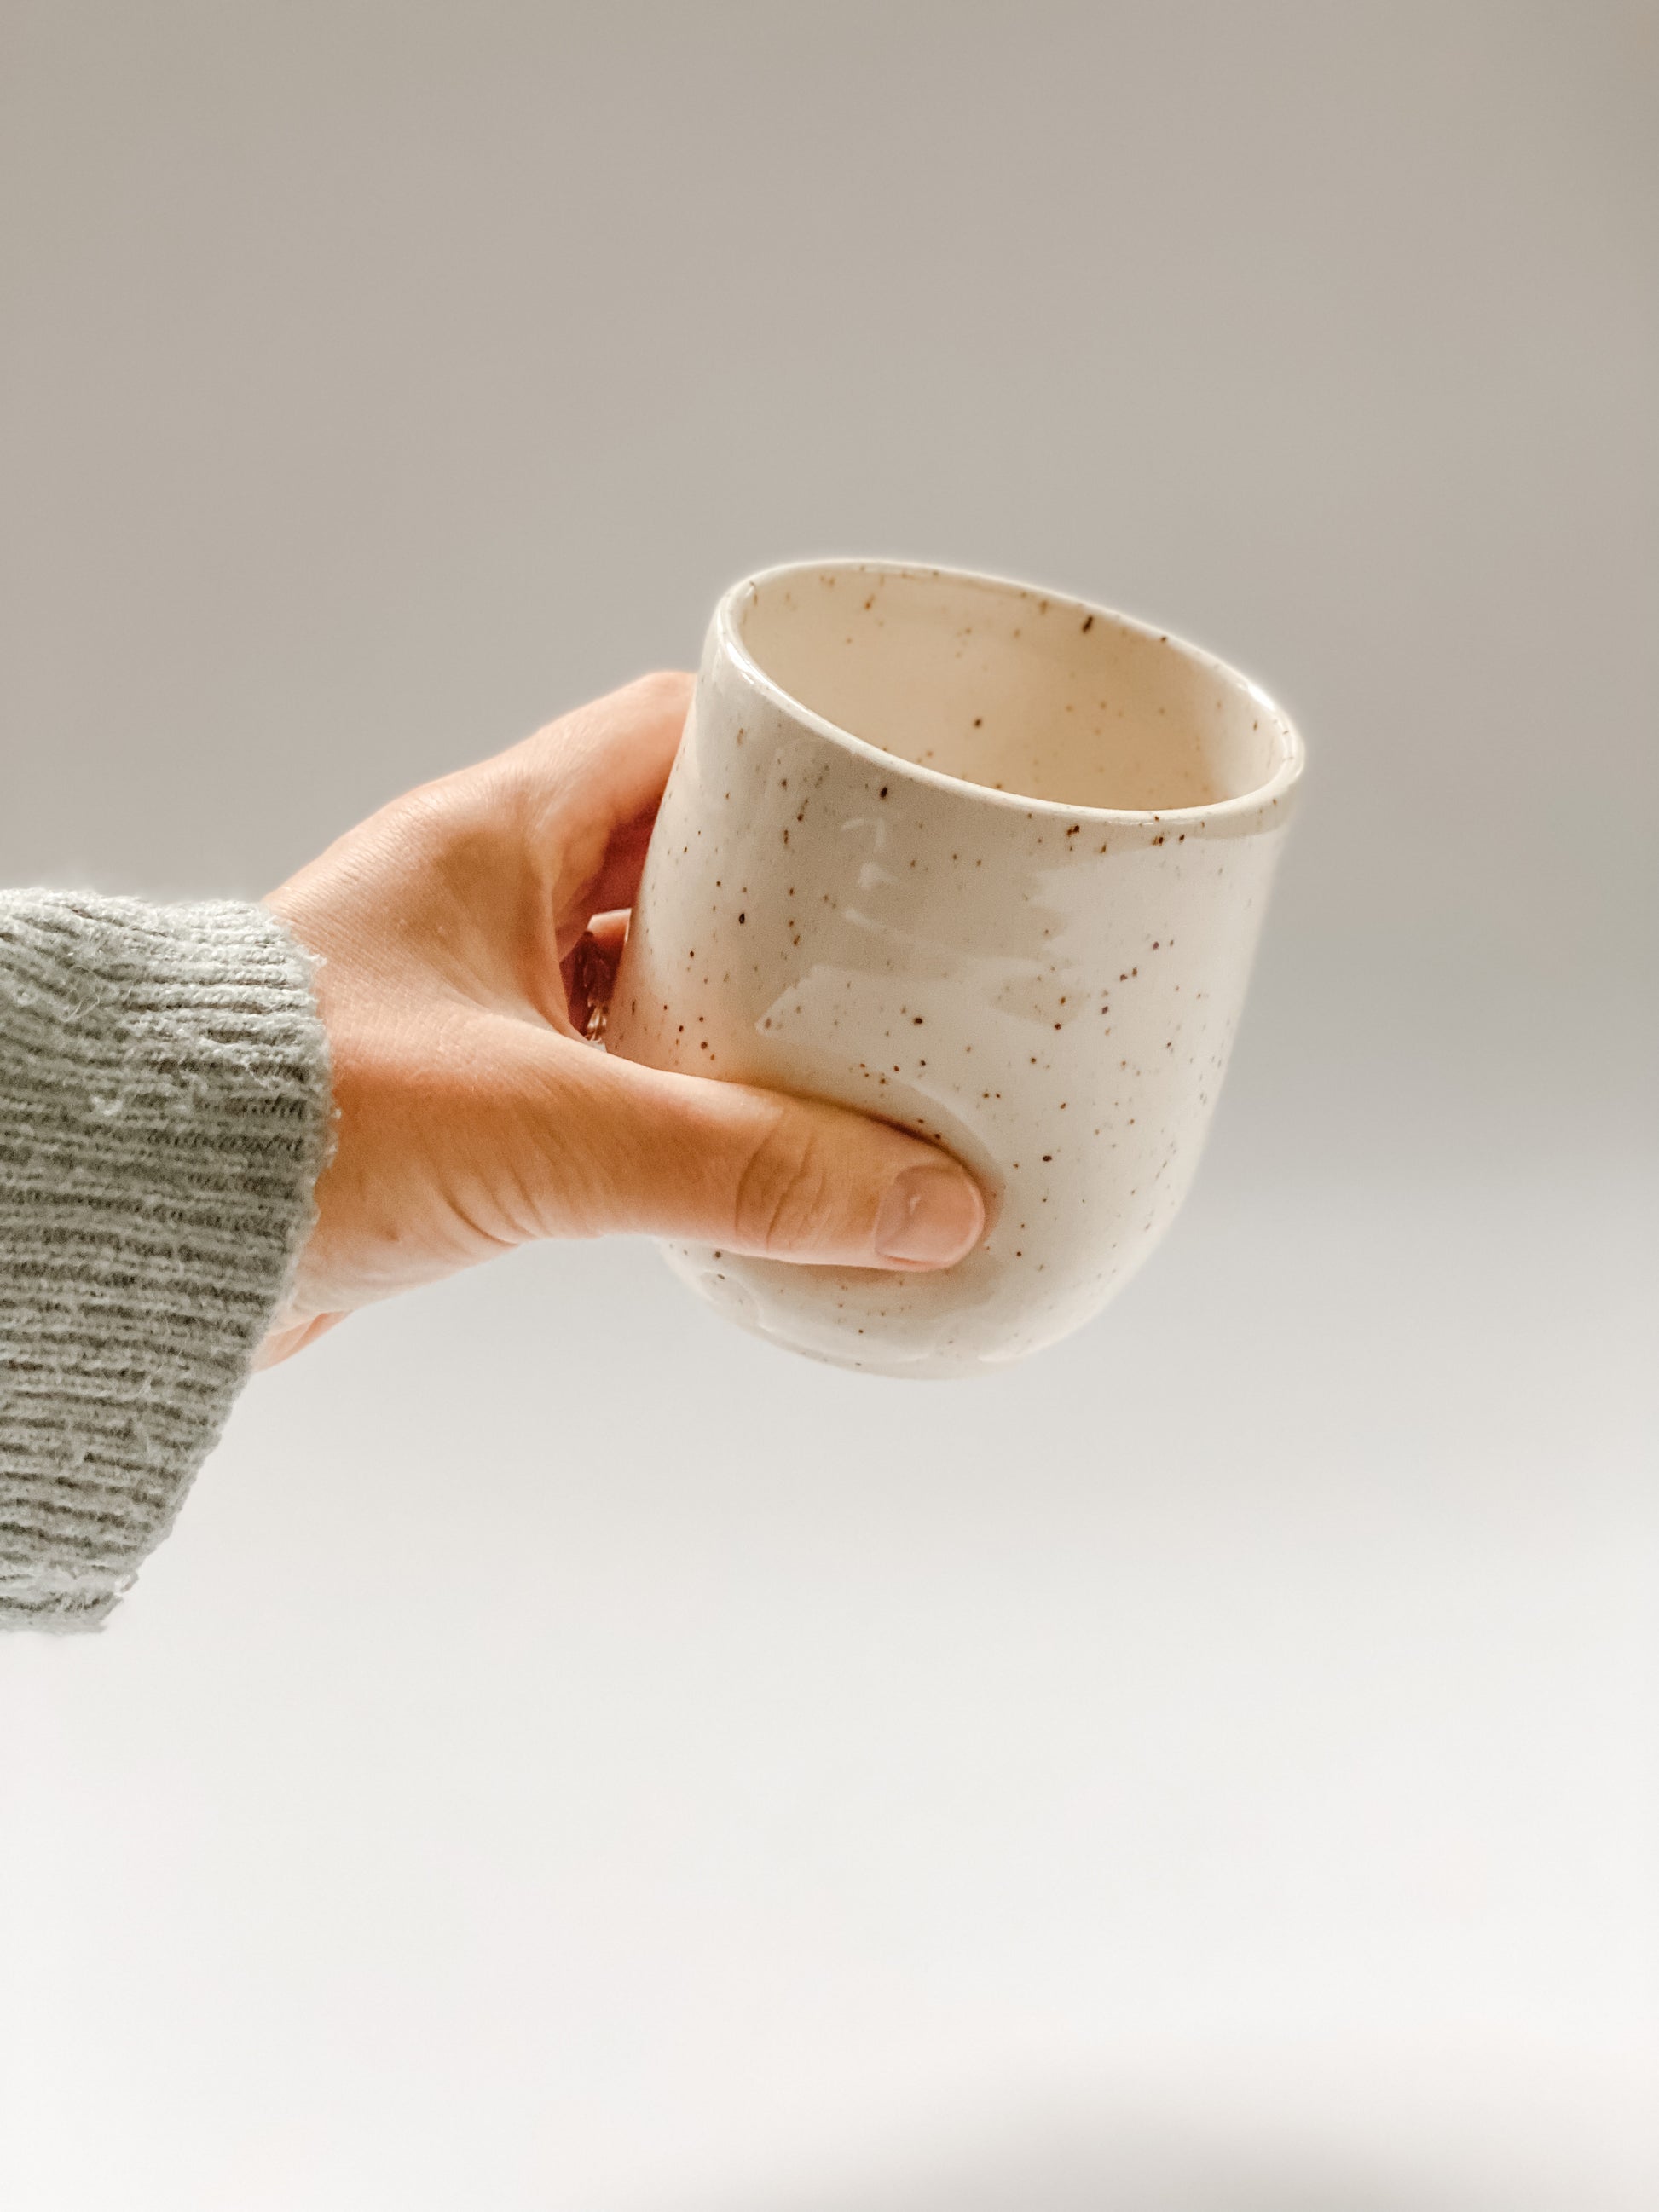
[606,560,1304,1377]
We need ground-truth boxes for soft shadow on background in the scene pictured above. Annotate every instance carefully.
[708,2094,1607,2212]
[2,5,1655,2209]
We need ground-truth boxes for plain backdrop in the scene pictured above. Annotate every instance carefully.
[2,5,1656,2209]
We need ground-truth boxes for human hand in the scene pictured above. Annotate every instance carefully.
[260,673,986,1363]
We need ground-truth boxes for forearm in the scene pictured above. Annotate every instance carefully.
[0,892,331,1630]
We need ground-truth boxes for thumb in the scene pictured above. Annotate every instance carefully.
[558,1045,987,1270]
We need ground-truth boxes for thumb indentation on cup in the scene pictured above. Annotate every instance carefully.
[873,1164,985,1268]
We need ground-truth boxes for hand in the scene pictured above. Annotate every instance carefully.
[260,673,986,1363]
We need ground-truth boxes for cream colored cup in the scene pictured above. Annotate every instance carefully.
[606,560,1304,1377]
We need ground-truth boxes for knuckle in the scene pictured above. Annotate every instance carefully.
[731,1113,836,1256]
[384,774,501,874]
[625,668,696,715]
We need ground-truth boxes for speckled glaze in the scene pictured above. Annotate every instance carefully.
[607,561,1304,1377]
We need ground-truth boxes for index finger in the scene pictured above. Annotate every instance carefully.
[506,671,696,938]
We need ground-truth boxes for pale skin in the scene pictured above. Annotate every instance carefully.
[259,673,986,1364]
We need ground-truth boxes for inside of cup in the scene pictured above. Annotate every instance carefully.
[736,563,1292,812]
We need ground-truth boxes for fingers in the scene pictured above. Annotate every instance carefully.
[507,1030,986,1270]
[509,671,693,813]
[587,1052,986,1268]
[506,673,696,933]
[560,910,628,1038]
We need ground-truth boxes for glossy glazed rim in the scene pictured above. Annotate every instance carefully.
[717,557,1305,828]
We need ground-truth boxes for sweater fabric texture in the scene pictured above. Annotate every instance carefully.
[0,892,331,1630]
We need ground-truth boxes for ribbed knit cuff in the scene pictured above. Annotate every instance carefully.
[0,892,332,1631]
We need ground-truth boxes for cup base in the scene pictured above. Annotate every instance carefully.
[660,1241,1053,1382]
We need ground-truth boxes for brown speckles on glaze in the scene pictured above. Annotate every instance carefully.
[606,557,1303,1376]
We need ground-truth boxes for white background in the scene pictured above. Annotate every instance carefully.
[3,5,1656,2206]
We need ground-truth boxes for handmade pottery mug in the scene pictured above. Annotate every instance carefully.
[605,560,1304,1377]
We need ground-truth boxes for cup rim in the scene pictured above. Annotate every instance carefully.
[716,557,1305,827]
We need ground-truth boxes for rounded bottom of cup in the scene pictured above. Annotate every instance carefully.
[698,1305,994,1383]
[656,1239,1139,1380]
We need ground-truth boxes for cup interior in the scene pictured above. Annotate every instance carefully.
[734,563,1295,813]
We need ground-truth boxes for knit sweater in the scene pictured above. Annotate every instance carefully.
[0,892,331,1631]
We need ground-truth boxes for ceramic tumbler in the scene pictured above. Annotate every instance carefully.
[605,560,1304,1377]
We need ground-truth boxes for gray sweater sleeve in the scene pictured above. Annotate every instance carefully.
[1,892,332,1632]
